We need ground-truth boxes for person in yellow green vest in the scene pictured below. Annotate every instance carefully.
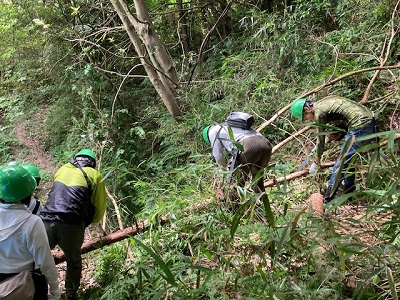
[41,149,106,300]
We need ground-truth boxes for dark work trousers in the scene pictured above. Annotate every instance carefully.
[236,135,272,192]
[44,221,85,295]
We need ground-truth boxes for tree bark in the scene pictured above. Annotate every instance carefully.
[111,0,182,118]
[133,0,179,90]
[177,0,190,57]
[53,216,169,265]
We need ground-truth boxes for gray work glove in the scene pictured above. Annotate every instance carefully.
[309,162,319,174]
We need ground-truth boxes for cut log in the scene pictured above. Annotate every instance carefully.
[53,216,168,265]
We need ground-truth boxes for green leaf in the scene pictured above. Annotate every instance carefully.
[386,266,398,300]
[133,238,177,287]
[261,193,275,228]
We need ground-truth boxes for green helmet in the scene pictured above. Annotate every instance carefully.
[202,125,211,144]
[20,164,41,180]
[0,165,37,203]
[290,98,307,121]
[75,148,96,160]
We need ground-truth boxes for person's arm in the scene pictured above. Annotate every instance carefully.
[314,108,327,164]
[28,218,61,299]
[315,133,325,164]
[212,141,227,167]
[209,126,228,167]
[91,174,107,224]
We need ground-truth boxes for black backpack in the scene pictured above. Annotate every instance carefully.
[225,112,254,130]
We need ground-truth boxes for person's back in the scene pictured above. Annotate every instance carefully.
[0,165,60,300]
[203,113,272,193]
[41,162,101,225]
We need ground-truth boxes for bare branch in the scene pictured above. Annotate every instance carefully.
[256,64,400,133]
[360,0,400,104]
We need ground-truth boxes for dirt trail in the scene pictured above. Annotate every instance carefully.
[13,107,58,174]
[13,108,98,295]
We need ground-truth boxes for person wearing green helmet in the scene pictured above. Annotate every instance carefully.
[290,95,378,203]
[203,114,272,193]
[41,148,106,300]
[0,165,60,300]
[20,163,43,215]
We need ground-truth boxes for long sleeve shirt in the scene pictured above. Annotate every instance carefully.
[208,124,262,167]
[313,96,374,159]
[0,203,61,299]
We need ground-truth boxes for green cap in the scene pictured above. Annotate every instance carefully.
[202,126,211,144]
[290,98,307,121]
[75,148,96,160]
[0,165,37,202]
[20,164,41,180]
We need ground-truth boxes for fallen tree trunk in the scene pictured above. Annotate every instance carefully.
[54,216,168,265]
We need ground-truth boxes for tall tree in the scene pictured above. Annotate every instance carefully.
[111,0,182,118]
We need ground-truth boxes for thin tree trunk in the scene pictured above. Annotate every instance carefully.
[111,0,182,118]
[264,135,400,188]
[256,65,400,133]
[264,162,335,188]
[133,0,179,90]
[360,0,400,104]
[177,0,190,57]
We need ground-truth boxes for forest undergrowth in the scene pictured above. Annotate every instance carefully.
[1,0,400,299]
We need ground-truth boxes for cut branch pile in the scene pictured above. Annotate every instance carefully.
[53,216,169,265]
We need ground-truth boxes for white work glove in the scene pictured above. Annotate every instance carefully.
[309,162,319,174]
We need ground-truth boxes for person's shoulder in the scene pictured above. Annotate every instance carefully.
[83,166,102,177]
[58,162,74,171]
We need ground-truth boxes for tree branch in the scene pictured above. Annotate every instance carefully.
[257,64,400,133]
[360,0,400,104]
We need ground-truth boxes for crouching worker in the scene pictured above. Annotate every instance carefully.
[202,112,272,193]
[41,149,106,300]
[0,165,61,300]
[291,95,378,203]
